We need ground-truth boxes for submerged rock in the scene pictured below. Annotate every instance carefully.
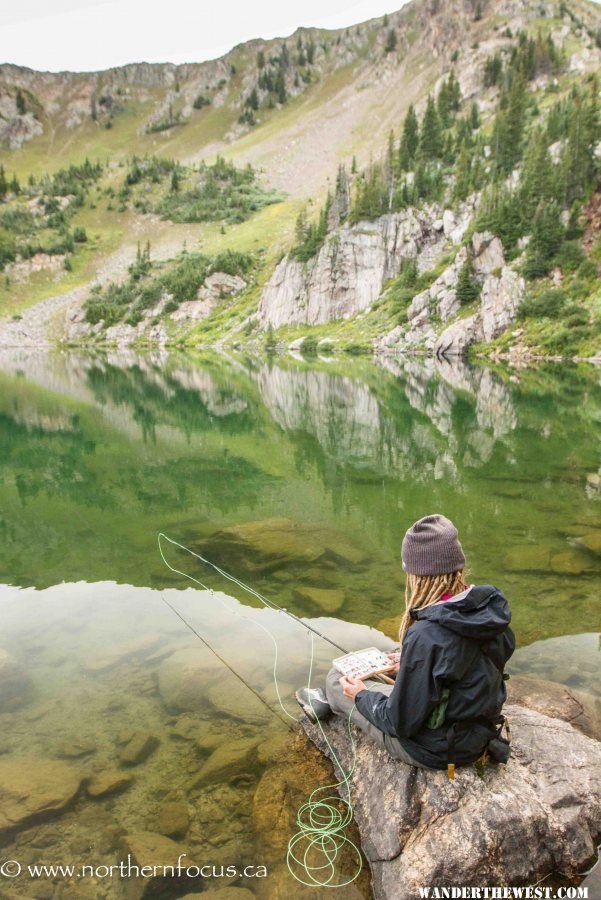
[0,758,83,838]
[207,681,272,725]
[55,737,97,759]
[577,532,601,555]
[190,737,260,787]
[121,831,198,899]
[300,705,601,899]
[119,732,160,766]
[186,889,256,900]
[0,649,33,712]
[155,799,190,838]
[82,634,163,673]
[203,517,326,572]
[158,648,221,713]
[202,517,368,575]
[293,586,345,613]
[87,769,133,798]
[179,891,255,900]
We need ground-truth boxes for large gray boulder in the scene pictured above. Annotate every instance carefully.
[300,704,601,899]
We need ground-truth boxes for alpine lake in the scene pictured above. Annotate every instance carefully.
[0,348,599,900]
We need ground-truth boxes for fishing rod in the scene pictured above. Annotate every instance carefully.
[159,532,348,654]
[157,532,395,685]
[159,591,292,727]
[156,531,369,888]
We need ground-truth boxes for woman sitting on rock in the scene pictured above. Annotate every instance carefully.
[296,514,515,776]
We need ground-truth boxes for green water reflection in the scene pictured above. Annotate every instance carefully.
[0,349,599,646]
[0,349,600,899]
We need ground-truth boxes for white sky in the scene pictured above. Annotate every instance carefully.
[0,0,411,73]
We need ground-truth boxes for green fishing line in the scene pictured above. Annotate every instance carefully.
[286,632,363,888]
[157,532,363,888]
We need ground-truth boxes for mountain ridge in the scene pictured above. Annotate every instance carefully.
[0,0,600,359]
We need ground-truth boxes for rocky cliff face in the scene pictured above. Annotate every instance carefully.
[259,206,458,328]
[375,230,526,356]
[260,201,526,356]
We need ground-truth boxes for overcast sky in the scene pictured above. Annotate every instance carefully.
[0,0,412,73]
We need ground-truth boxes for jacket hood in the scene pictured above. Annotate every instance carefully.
[411,585,511,640]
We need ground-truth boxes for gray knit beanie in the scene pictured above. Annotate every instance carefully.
[401,514,465,576]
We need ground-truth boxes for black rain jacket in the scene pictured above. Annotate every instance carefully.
[354,585,516,769]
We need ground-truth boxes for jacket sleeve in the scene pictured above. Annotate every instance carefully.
[354,625,447,739]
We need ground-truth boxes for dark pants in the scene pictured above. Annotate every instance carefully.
[324,666,428,768]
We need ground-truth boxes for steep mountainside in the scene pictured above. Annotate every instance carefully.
[0,0,600,358]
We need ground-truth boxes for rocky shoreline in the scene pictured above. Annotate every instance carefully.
[300,679,601,900]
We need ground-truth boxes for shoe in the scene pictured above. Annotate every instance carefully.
[295,687,332,724]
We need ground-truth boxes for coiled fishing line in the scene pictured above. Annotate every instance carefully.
[157,532,363,888]
[286,632,363,888]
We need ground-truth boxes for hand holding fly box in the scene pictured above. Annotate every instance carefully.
[332,647,397,680]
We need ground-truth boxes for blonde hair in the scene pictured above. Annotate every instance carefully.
[398,570,465,650]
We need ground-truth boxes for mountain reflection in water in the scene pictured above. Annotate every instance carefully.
[0,349,599,899]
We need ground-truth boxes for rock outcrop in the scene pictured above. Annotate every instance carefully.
[300,705,601,899]
[507,675,601,742]
[378,231,526,357]
[259,209,445,328]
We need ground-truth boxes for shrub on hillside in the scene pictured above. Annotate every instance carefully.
[518,288,567,319]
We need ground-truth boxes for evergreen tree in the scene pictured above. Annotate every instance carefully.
[385,130,396,209]
[275,71,287,104]
[456,255,480,303]
[562,79,599,204]
[484,54,503,88]
[246,88,259,111]
[469,101,481,130]
[491,75,526,175]
[453,140,472,202]
[523,200,564,279]
[437,80,452,129]
[170,169,180,193]
[329,164,350,227]
[385,29,397,53]
[257,50,265,69]
[420,96,443,159]
[350,163,387,222]
[0,165,7,200]
[447,71,461,112]
[476,186,522,251]
[399,105,419,170]
[16,90,26,115]
[295,207,309,244]
[519,132,554,220]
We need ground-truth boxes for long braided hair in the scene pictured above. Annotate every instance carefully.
[398,570,466,651]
